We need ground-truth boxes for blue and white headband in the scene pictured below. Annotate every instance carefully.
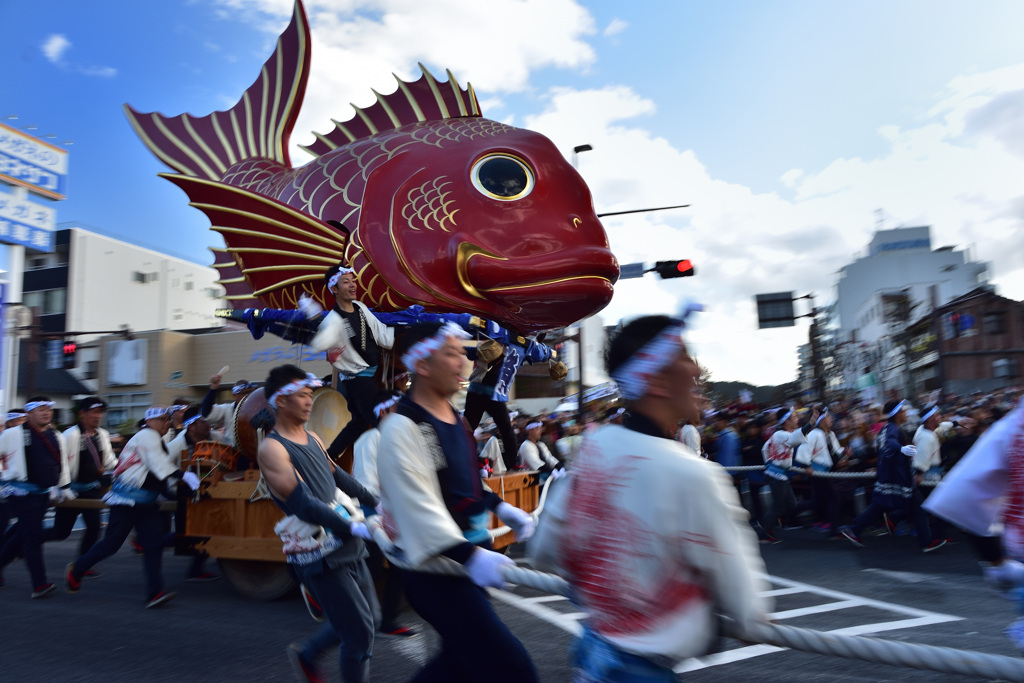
[777,408,794,426]
[182,414,205,430]
[401,322,471,372]
[269,373,322,408]
[526,421,543,431]
[327,267,355,290]
[373,395,400,419]
[886,400,906,419]
[609,302,704,401]
[6,412,25,421]
[921,405,939,422]
[231,382,258,395]
[168,404,189,414]
[25,401,55,412]
[815,408,829,427]
[145,407,169,420]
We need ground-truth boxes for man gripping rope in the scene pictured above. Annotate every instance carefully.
[529,310,770,682]
[378,322,540,683]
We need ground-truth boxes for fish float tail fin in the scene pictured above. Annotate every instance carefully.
[124,0,311,179]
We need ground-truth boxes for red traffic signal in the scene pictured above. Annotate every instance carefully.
[62,340,77,369]
[653,259,695,279]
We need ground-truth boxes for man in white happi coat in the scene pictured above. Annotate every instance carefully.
[530,311,770,682]
[518,421,561,473]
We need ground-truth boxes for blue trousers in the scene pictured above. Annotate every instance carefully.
[295,558,378,683]
[572,627,677,683]
[850,495,934,548]
[0,494,50,588]
[73,503,165,599]
[404,571,538,683]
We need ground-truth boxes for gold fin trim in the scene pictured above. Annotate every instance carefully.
[331,119,357,143]
[353,105,379,135]
[151,116,219,180]
[251,274,320,296]
[212,227,341,257]
[242,91,258,158]
[181,114,227,176]
[258,65,270,158]
[372,88,401,128]
[395,74,427,122]
[419,63,451,119]
[210,113,238,167]
[312,132,339,151]
[446,69,468,116]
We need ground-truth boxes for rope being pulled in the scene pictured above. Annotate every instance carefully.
[367,516,1024,680]
[722,466,939,486]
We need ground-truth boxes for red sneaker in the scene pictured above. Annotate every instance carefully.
[65,562,82,594]
[145,590,177,608]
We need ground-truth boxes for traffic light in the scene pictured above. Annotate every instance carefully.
[62,340,77,369]
[653,259,695,278]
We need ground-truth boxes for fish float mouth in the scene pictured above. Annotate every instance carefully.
[458,241,618,325]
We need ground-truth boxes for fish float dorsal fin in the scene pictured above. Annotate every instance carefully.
[300,64,482,158]
[124,0,311,179]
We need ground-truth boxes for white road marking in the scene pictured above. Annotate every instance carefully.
[862,568,944,584]
[492,572,963,674]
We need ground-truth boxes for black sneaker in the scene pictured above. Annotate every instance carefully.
[839,526,864,548]
[287,643,325,683]
[300,584,325,622]
[882,513,896,535]
[32,583,57,599]
[380,625,419,638]
[923,539,947,554]
[759,533,781,545]
[66,562,82,594]
[185,572,220,583]
[145,590,177,608]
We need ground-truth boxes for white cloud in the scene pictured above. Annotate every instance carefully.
[42,34,71,63]
[519,65,1024,385]
[603,18,627,37]
[209,0,597,154]
[79,65,117,78]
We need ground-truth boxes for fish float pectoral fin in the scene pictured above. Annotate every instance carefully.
[164,173,345,312]
[125,0,311,178]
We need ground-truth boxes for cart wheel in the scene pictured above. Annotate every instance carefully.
[218,559,296,601]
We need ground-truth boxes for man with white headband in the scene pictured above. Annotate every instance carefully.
[66,406,200,608]
[0,396,71,597]
[164,406,219,582]
[45,397,117,559]
[309,262,397,462]
[840,399,946,552]
[530,314,769,681]
[162,398,192,445]
[378,321,540,682]
[518,421,561,473]
[257,364,381,683]
[757,406,815,544]
[795,407,843,538]
[201,378,258,448]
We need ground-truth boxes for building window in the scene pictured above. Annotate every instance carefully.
[23,288,67,315]
[184,281,194,291]
[83,360,99,380]
[993,358,1018,379]
[983,311,1006,335]
[172,309,184,321]
[133,271,159,284]
[105,392,153,429]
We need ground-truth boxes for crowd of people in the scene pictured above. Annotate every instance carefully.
[3,257,1023,682]
[686,386,1023,548]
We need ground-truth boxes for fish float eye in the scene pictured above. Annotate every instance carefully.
[471,154,534,201]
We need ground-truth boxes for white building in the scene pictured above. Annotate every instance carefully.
[836,227,988,343]
[834,226,988,396]
[15,224,225,410]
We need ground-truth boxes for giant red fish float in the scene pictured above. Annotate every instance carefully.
[126,0,618,334]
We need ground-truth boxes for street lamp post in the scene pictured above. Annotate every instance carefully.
[571,144,592,426]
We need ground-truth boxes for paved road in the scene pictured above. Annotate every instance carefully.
[2,525,1022,682]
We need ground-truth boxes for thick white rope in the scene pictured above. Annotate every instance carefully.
[722,465,939,486]
[366,476,1024,680]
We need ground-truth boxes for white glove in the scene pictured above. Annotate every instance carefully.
[349,521,373,541]
[550,467,567,480]
[49,486,64,503]
[63,488,78,501]
[495,502,536,541]
[297,294,324,320]
[181,471,201,491]
[983,559,1024,593]
[900,445,917,457]
[465,548,515,589]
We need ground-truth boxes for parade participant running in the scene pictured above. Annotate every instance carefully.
[840,399,946,552]
[0,397,73,597]
[758,406,814,543]
[45,397,117,557]
[66,407,199,608]
[529,312,770,681]
[378,322,539,683]
[310,263,396,460]
[795,408,843,538]
[256,364,380,683]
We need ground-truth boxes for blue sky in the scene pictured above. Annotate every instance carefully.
[3,0,1024,385]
